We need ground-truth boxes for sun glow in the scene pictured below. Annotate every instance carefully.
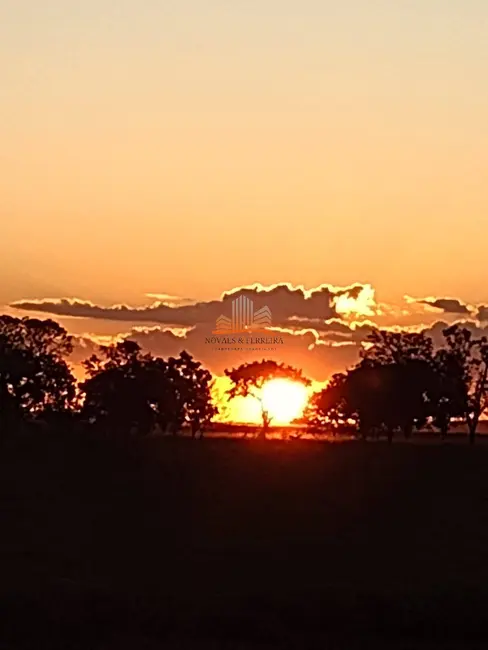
[333,284,376,318]
[215,376,312,425]
[261,378,309,425]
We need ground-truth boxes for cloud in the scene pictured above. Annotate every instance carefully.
[415,297,472,315]
[332,283,377,318]
[13,283,488,383]
[477,305,488,322]
[426,319,488,344]
[66,323,362,383]
[10,297,220,327]
[273,317,353,335]
[144,293,197,306]
[11,282,376,328]
[67,317,488,385]
[9,284,379,382]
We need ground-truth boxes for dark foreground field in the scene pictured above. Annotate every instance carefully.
[2,433,488,649]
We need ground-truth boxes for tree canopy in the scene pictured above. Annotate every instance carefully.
[81,342,217,438]
[0,316,76,432]
[304,325,488,443]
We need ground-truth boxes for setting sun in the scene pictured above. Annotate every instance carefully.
[261,379,309,425]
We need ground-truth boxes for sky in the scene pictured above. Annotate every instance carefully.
[2,1,488,411]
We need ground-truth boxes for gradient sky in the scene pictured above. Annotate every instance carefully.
[1,0,488,309]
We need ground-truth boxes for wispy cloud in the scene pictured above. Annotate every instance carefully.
[405,294,472,315]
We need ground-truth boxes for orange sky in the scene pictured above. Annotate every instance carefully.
[1,1,488,309]
[1,2,488,420]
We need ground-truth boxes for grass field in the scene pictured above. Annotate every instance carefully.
[2,432,488,648]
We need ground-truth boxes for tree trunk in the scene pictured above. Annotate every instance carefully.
[258,420,268,440]
[469,422,477,445]
[259,406,270,439]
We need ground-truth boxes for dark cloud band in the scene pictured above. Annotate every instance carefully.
[11,282,369,327]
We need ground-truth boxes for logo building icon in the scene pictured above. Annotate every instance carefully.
[214,295,272,334]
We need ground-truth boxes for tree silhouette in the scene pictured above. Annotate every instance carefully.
[172,350,217,437]
[82,339,142,377]
[0,316,76,434]
[224,360,310,438]
[305,359,437,442]
[357,328,466,440]
[361,329,434,365]
[81,341,155,437]
[305,326,488,444]
[149,351,217,436]
[440,325,488,443]
[305,373,352,436]
[351,360,438,441]
[4,312,488,447]
[81,342,217,438]
[431,345,468,439]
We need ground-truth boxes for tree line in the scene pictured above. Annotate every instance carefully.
[0,315,216,439]
[1,314,487,443]
[306,326,488,444]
